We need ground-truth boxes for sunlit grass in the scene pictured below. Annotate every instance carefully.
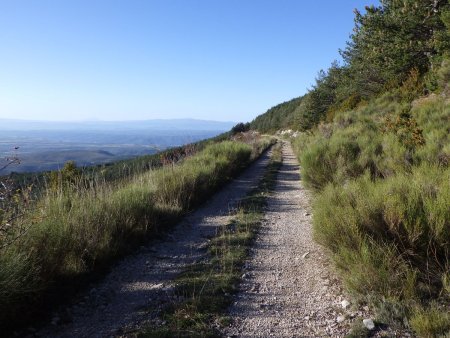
[291,92,449,336]
[0,138,273,330]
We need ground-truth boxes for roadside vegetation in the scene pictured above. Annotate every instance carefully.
[141,142,282,337]
[293,92,449,336]
[0,134,273,331]
[252,1,449,336]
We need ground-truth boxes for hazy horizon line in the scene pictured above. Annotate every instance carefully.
[0,117,238,123]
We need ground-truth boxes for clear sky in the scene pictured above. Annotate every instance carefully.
[0,1,378,122]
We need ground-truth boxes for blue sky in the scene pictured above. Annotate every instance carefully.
[0,1,378,122]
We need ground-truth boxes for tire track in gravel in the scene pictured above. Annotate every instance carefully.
[223,142,351,338]
[36,150,272,338]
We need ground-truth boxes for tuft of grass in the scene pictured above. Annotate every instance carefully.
[141,142,283,337]
[410,304,450,338]
[347,320,370,338]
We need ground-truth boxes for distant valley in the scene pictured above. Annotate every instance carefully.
[0,119,235,173]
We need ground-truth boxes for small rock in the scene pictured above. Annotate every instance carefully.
[242,273,247,279]
[341,300,350,309]
[363,318,375,330]
[336,315,345,323]
[363,305,370,312]
[304,212,311,216]
[301,252,310,259]
[304,316,310,321]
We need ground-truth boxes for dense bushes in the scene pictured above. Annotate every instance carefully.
[292,91,449,335]
[0,139,271,330]
[314,166,449,299]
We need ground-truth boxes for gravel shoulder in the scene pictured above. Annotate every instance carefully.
[223,142,351,337]
[36,151,271,338]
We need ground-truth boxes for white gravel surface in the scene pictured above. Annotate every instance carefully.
[223,143,351,338]
[36,151,271,338]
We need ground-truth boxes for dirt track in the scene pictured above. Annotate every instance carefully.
[37,151,271,338]
[37,143,361,338]
[223,143,349,337]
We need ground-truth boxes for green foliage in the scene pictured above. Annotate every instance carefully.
[410,304,450,337]
[251,1,450,134]
[383,110,425,151]
[291,90,450,335]
[250,96,303,132]
[0,139,273,331]
[343,1,450,95]
[411,94,450,166]
[48,160,81,192]
[231,122,250,134]
[437,57,450,94]
[314,166,449,297]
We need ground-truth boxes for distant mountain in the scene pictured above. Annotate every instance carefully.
[0,118,236,131]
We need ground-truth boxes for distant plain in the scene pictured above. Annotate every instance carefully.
[0,119,234,173]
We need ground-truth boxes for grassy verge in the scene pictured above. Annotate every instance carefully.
[291,90,449,336]
[140,142,282,337]
[0,137,274,332]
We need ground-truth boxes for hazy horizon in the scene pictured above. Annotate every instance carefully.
[0,117,236,123]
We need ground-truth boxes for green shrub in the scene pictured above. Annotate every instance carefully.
[313,165,449,301]
[412,95,450,166]
[410,304,450,337]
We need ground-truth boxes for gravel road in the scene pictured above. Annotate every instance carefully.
[36,150,271,338]
[222,143,351,337]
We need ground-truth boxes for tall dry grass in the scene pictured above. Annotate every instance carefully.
[0,139,272,330]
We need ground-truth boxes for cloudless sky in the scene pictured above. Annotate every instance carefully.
[0,0,379,122]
